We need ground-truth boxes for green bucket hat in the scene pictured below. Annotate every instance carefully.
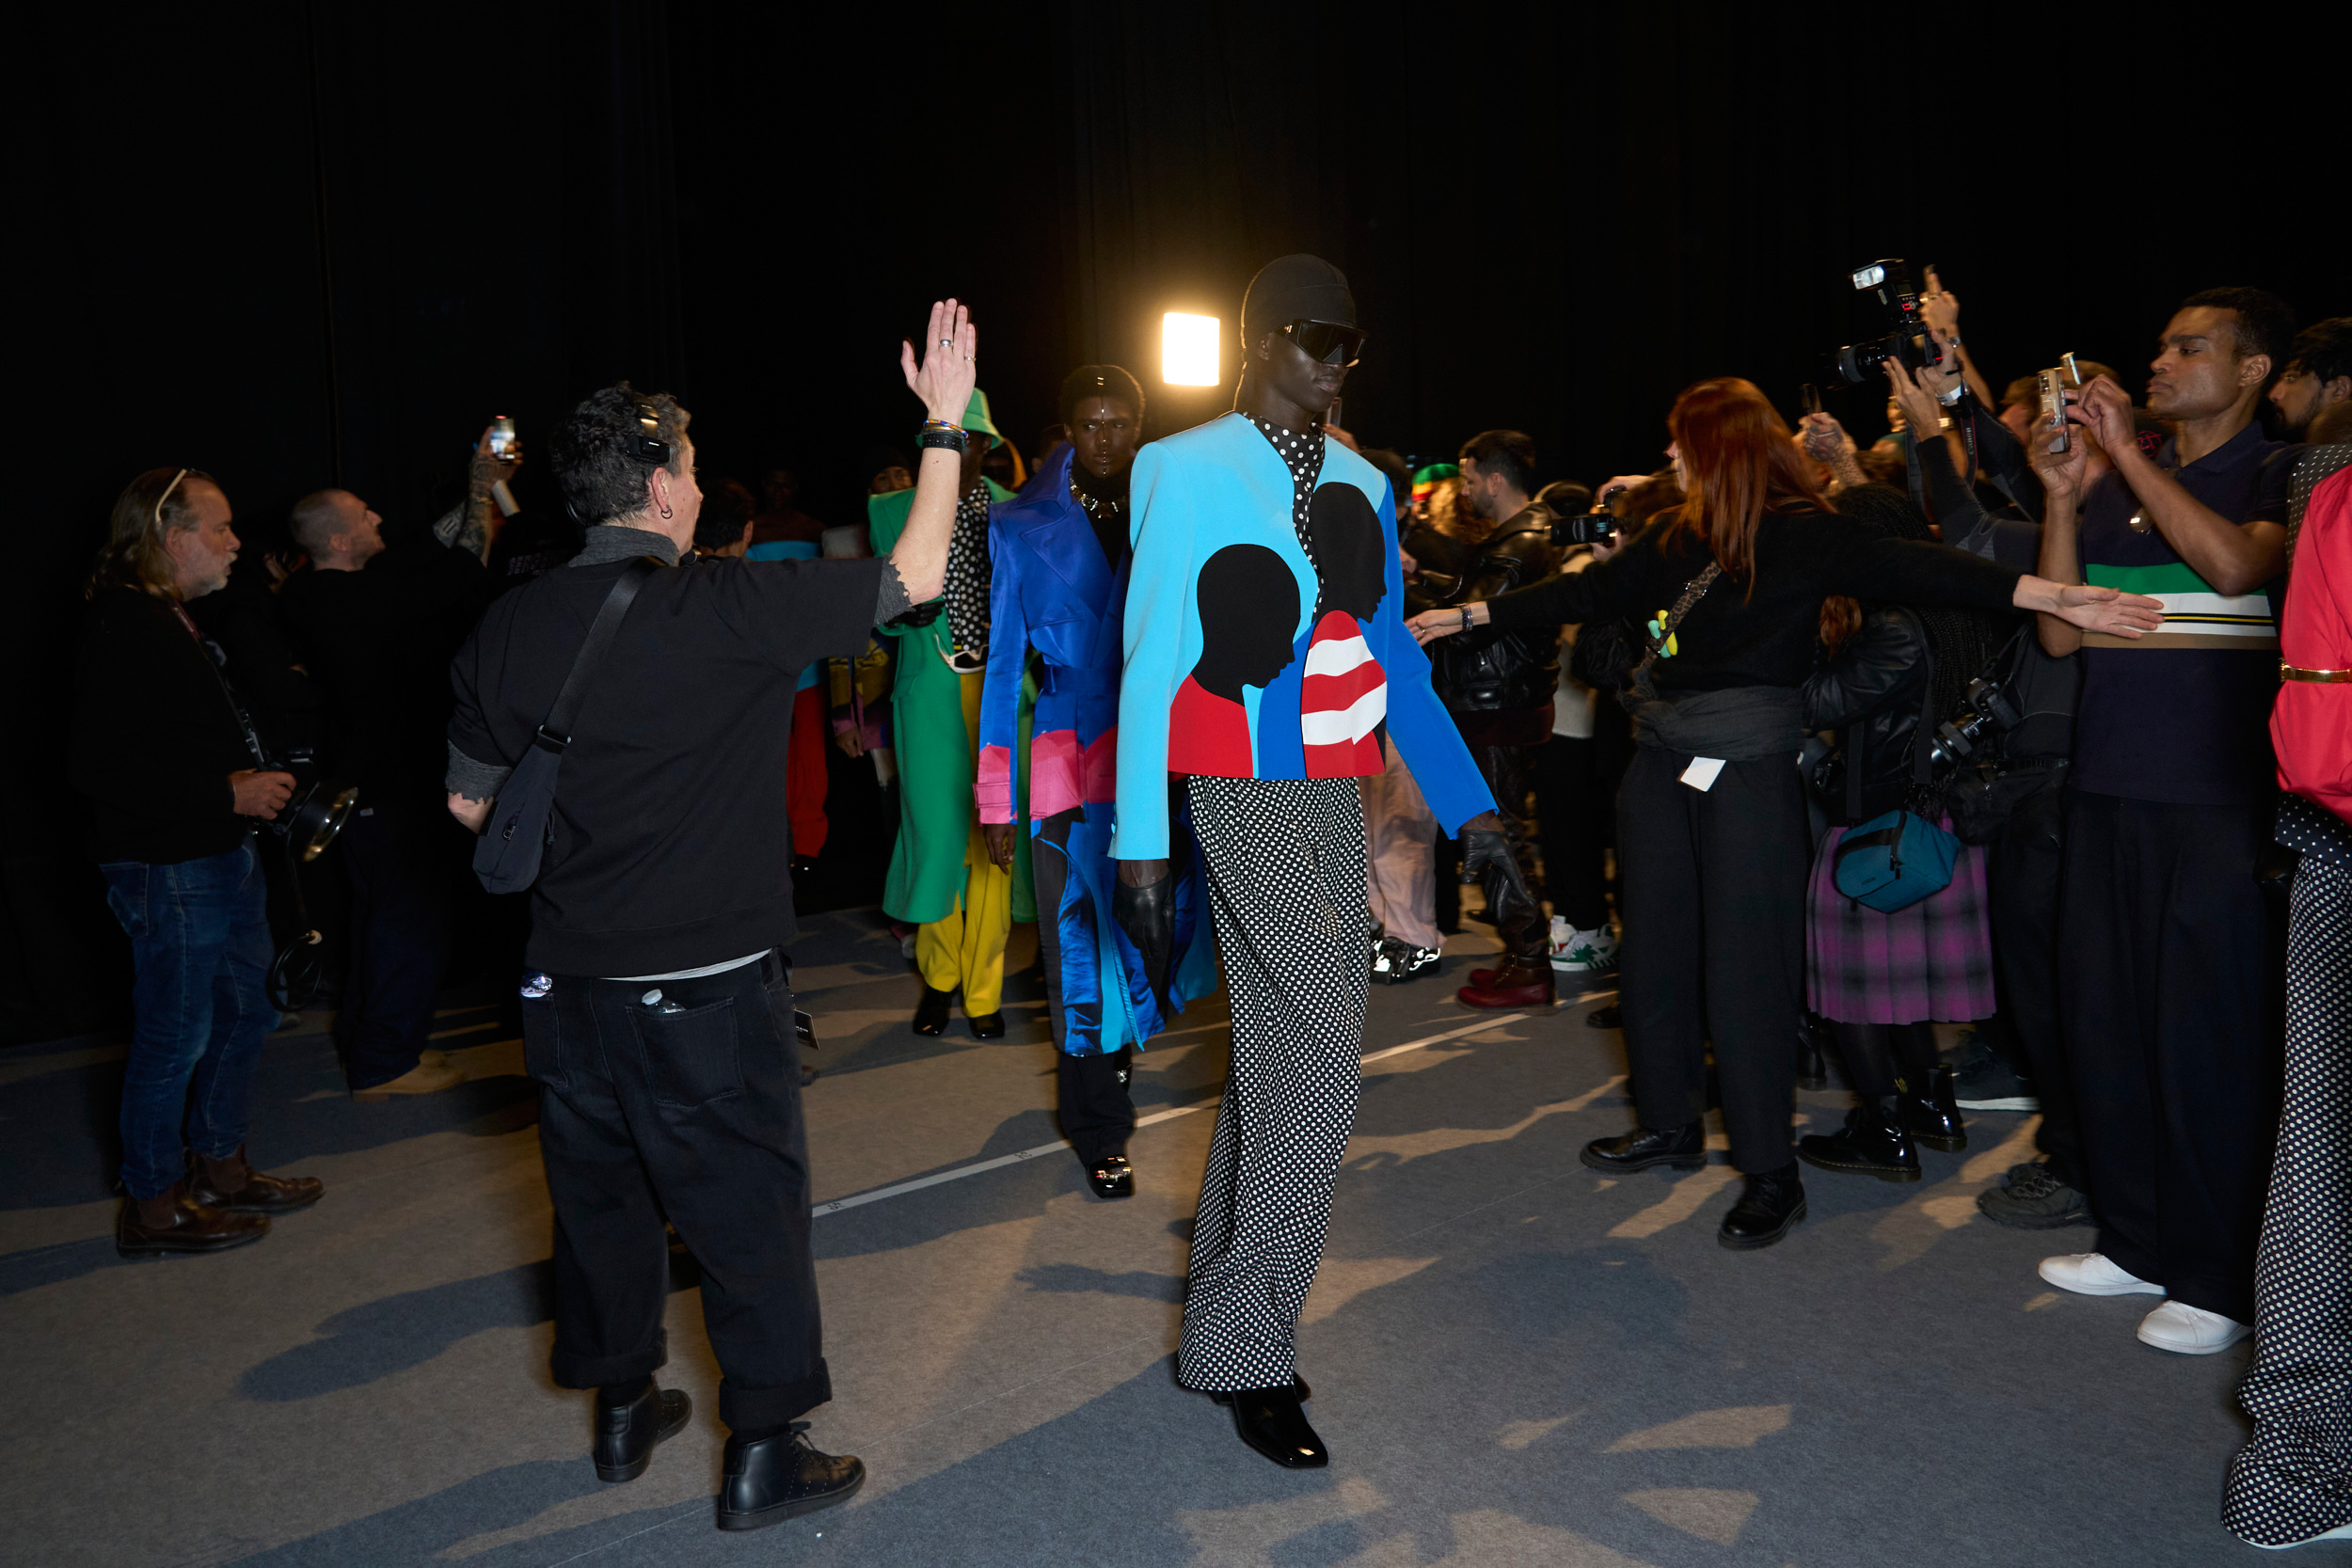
[962,388,1002,449]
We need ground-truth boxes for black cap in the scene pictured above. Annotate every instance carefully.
[1241,254,1355,344]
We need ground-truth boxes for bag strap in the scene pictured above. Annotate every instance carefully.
[1635,562,1722,676]
[533,559,659,754]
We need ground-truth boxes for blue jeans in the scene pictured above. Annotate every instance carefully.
[100,841,277,1199]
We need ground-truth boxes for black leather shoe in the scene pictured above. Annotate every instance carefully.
[1899,1062,1968,1152]
[1211,1384,1327,1468]
[1797,1099,1919,1182]
[1087,1154,1135,1199]
[911,986,953,1037]
[1718,1164,1807,1250]
[968,1011,1006,1039]
[1581,1121,1705,1175]
[718,1424,866,1531]
[594,1385,691,1482]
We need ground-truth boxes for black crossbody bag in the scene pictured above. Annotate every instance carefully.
[472,559,659,895]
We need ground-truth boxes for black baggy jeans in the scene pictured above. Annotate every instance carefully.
[1616,746,1812,1174]
[523,951,829,1431]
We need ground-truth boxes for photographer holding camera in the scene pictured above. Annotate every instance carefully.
[70,468,329,1260]
[442,303,974,1530]
[1411,377,2161,1249]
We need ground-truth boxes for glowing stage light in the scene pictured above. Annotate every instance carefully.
[1162,312,1220,386]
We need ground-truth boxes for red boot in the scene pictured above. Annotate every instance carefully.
[1456,955,1554,1009]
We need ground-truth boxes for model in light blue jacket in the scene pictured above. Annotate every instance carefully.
[1113,411,1493,860]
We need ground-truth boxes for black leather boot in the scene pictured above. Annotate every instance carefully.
[594,1383,691,1482]
[1210,1383,1327,1468]
[1899,1062,1968,1152]
[1086,1153,1135,1199]
[1718,1164,1807,1250]
[718,1424,866,1531]
[1797,1098,1920,1182]
[911,985,953,1037]
[1581,1121,1706,1175]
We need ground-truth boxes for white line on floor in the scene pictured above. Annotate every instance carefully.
[810,992,1617,1219]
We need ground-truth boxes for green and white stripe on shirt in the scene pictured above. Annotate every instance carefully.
[2082,561,2277,651]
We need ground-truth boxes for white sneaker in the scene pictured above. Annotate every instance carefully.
[1549,919,1620,974]
[2137,1301,2251,1355]
[2038,1252,2165,1297]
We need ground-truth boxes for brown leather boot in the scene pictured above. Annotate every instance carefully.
[188,1146,326,1214]
[1456,954,1555,1009]
[118,1180,269,1259]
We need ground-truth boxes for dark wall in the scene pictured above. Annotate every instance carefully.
[13,2,2337,1041]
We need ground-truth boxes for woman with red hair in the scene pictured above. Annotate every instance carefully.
[1411,377,2162,1250]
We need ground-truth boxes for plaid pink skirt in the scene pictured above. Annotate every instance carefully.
[1805,816,1996,1024]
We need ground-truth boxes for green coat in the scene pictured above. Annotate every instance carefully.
[868,482,1035,924]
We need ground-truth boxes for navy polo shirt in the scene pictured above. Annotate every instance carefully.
[2073,420,2294,805]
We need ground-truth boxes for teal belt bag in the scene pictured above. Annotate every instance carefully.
[1834,809,1959,912]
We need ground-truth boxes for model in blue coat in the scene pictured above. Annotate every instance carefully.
[977,369,1213,1200]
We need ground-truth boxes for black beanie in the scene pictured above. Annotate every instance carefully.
[1241,254,1355,345]
[1057,364,1146,426]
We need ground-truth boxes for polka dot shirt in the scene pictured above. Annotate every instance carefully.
[1245,414,1326,573]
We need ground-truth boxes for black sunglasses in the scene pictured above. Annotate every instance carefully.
[1279,319,1369,368]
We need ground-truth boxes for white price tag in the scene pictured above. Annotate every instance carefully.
[1679,756,1725,792]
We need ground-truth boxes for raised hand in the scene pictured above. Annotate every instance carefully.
[2070,374,2137,463]
[1797,411,1855,464]
[901,299,977,425]
[1883,356,1947,438]
[1921,267,1962,339]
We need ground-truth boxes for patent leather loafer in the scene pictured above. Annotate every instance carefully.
[967,1010,1006,1039]
[187,1146,325,1214]
[594,1386,691,1482]
[1087,1154,1135,1199]
[718,1424,866,1531]
[1718,1164,1807,1250]
[116,1181,269,1259]
[1581,1121,1706,1175]
[1212,1384,1327,1468]
[911,986,953,1037]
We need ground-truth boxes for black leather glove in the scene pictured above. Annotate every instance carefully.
[885,598,945,629]
[1112,871,1175,1017]
[1461,824,1540,937]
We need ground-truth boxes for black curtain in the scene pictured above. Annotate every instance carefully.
[12,2,2340,1043]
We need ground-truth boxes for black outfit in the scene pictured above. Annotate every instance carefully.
[2060,423,2293,1324]
[446,525,898,1432]
[1487,507,2020,1172]
[184,555,321,757]
[282,535,489,1090]
[1425,505,1561,957]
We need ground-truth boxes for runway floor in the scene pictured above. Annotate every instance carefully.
[0,910,2302,1567]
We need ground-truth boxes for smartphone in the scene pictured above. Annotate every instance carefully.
[1800,383,1822,419]
[2036,354,2082,456]
[487,415,519,460]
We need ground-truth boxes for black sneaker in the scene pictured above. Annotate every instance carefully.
[1975,1160,2092,1229]
[1949,1032,2039,1113]
[718,1424,865,1531]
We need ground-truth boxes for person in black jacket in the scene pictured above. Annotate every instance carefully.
[282,481,493,1100]
[69,467,327,1260]
[1425,430,1564,1008]
[1411,377,2163,1250]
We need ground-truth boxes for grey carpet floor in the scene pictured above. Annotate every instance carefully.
[0,908,2323,1568]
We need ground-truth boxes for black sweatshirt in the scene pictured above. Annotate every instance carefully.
[68,588,255,864]
[1485,506,2022,694]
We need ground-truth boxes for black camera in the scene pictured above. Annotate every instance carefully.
[1832,259,1950,385]
[1550,482,1629,549]
[250,743,358,863]
[1929,675,2024,771]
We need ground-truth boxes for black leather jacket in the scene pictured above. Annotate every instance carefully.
[1804,606,1932,826]
[1418,505,1564,714]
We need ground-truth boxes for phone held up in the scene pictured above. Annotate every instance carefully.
[2036,354,2082,456]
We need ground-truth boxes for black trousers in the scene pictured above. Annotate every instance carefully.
[2060,791,2283,1323]
[1534,734,1616,931]
[524,951,829,1431]
[1617,747,1812,1174]
[1463,736,1548,958]
[338,802,454,1090]
[1987,777,2088,1188]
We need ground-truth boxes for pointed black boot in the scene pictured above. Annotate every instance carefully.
[1797,1098,1920,1182]
[1210,1383,1327,1468]
[593,1383,691,1482]
[1581,1120,1706,1175]
[1717,1164,1807,1250]
[1899,1062,1968,1152]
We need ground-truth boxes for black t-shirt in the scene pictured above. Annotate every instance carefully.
[1486,503,2021,692]
[448,546,887,975]
[2073,420,2293,805]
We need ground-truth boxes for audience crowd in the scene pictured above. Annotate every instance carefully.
[61,277,2352,1548]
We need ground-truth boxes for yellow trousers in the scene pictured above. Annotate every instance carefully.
[914,672,1011,1013]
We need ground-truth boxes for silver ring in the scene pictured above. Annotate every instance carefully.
[939,338,952,348]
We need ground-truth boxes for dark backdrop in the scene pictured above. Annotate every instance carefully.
[12,1,2337,1042]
